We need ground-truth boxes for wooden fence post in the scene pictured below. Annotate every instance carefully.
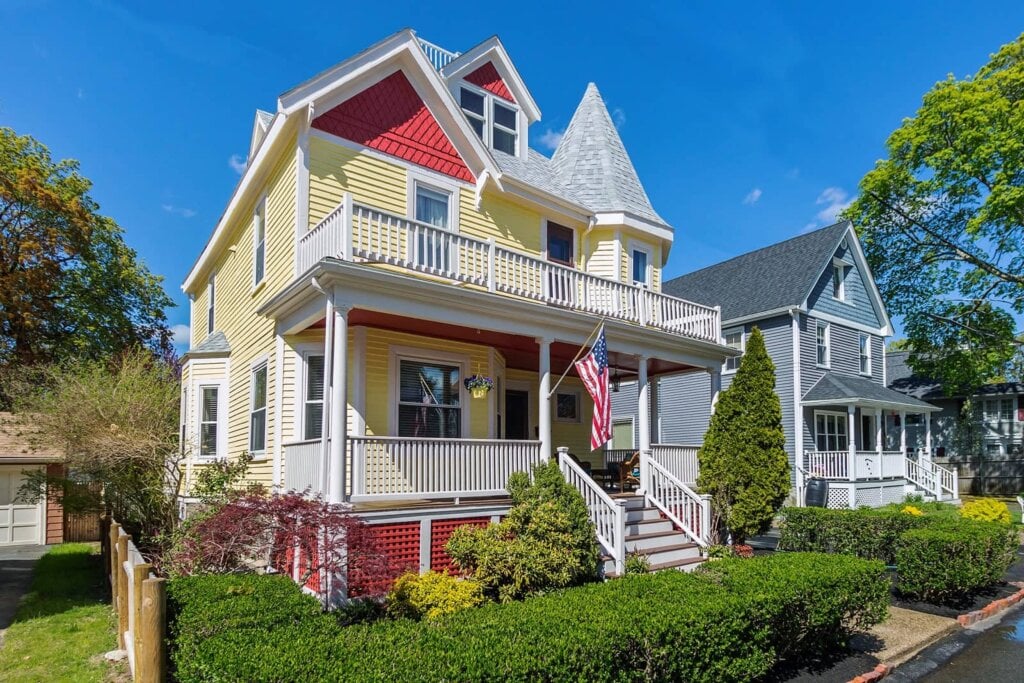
[109,522,121,608]
[138,577,167,683]
[116,531,129,650]
[132,563,151,671]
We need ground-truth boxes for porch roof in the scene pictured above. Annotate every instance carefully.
[802,372,939,412]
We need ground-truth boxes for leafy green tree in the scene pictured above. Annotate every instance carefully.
[845,34,1024,394]
[0,128,173,403]
[697,327,789,545]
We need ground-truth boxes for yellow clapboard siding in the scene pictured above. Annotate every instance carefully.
[308,136,406,227]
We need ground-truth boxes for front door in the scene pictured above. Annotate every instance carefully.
[504,390,530,440]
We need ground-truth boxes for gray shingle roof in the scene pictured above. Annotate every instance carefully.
[548,83,668,227]
[491,149,589,207]
[887,350,1024,399]
[187,331,231,356]
[663,222,851,322]
[804,372,935,410]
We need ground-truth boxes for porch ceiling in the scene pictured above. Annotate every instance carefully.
[305,309,698,377]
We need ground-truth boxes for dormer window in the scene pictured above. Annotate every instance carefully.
[459,85,519,155]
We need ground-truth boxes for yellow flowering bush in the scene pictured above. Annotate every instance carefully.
[386,570,485,621]
[901,505,924,516]
[960,499,1011,525]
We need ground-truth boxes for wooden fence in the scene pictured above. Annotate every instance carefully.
[100,517,166,683]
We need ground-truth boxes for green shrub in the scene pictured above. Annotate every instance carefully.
[778,507,925,565]
[896,520,1017,602]
[386,571,485,620]
[624,551,651,574]
[960,498,1012,524]
[168,553,889,683]
[446,459,600,601]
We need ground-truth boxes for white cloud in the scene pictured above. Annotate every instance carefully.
[537,128,564,151]
[611,107,626,129]
[742,188,762,205]
[171,324,190,347]
[161,204,196,219]
[814,186,854,224]
[76,87,85,100]
[228,153,247,175]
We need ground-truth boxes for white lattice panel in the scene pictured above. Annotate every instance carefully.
[881,485,906,505]
[826,487,852,509]
[857,487,881,508]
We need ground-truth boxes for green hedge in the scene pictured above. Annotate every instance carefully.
[778,506,1017,601]
[167,553,888,683]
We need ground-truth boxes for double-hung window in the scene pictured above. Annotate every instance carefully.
[858,333,871,375]
[198,385,220,458]
[631,247,651,288]
[249,363,268,455]
[413,184,452,271]
[724,328,744,372]
[303,354,325,440]
[253,199,266,286]
[815,412,848,452]
[206,275,215,333]
[397,359,461,438]
[459,85,519,155]
[816,321,830,367]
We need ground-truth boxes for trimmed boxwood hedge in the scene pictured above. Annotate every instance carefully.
[778,506,1017,601]
[167,553,888,683]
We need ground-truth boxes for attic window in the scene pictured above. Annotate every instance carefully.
[832,263,846,301]
[459,85,518,155]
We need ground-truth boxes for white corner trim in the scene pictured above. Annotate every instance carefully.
[791,310,803,460]
[272,335,285,488]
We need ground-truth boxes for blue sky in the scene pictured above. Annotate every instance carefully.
[3,1,1022,345]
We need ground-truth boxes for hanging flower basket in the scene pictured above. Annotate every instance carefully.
[464,375,494,399]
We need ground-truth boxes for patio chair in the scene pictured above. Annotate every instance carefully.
[619,451,641,491]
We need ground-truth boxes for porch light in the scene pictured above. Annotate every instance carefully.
[610,369,621,393]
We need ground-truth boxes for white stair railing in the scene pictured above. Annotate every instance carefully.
[650,444,699,485]
[905,457,937,494]
[557,448,625,576]
[645,457,711,547]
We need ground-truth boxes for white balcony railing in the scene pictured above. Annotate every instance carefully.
[417,38,460,71]
[349,436,543,502]
[650,444,700,485]
[297,195,722,344]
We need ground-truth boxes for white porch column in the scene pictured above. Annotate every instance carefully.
[899,410,907,455]
[709,369,722,413]
[649,375,660,445]
[327,303,349,504]
[875,408,883,480]
[638,355,650,493]
[319,298,335,496]
[923,411,933,465]
[847,405,857,482]
[538,337,552,459]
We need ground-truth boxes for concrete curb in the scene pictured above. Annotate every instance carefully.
[956,582,1024,627]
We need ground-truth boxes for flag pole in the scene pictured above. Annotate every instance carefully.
[548,317,606,398]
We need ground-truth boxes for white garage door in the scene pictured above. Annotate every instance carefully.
[0,467,43,545]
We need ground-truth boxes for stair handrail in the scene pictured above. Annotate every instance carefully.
[904,456,937,494]
[557,449,626,576]
[926,459,958,498]
[646,457,710,548]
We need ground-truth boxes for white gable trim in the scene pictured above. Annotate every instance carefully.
[441,36,541,123]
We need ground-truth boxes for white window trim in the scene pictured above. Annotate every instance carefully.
[813,409,849,452]
[387,345,471,438]
[608,415,636,450]
[815,320,831,368]
[249,358,269,459]
[723,326,745,374]
[458,81,521,156]
[554,388,582,424]
[859,333,872,376]
[206,274,216,334]
[406,169,461,232]
[252,194,267,290]
[832,259,847,302]
[300,349,326,442]
[194,379,227,461]
[627,239,653,288]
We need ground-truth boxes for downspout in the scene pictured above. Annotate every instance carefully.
[791,308,804,504]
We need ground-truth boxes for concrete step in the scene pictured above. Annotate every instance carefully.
[625,518,674,536]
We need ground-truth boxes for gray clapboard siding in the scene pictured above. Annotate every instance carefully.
[807,245,882,328]
[657,371,712,444]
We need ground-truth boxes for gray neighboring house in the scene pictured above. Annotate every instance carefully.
[612,221,958,508]
[887,350,1023,494]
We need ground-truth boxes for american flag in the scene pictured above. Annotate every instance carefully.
[575,326,612,450]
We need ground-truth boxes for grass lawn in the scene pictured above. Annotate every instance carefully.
[0,543,122,683]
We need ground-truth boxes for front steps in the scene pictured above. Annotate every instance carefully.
[904,483,960,504]
[602,494,704,577]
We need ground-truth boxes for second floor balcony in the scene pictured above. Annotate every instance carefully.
[297,194,721,344]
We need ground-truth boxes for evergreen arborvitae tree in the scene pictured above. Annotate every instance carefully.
[697,327,789,544]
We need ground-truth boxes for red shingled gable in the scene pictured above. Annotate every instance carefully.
[312,70,474,182]
[463,62,516,103]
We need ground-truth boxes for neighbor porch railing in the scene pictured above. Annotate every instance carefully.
[802,449,958,499]
[297,195,721,344]
[558,448,626,575]
[349,436,544,502]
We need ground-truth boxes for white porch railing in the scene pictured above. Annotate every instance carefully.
[283,439,323,493]
[558,449,625,575]
[803,450,850,479]
[906,458,958,500]
[349,436,543,502]
[650,444,699,485]
[645,457,710,547]
[297,195,722,344]
[905,457,937,494]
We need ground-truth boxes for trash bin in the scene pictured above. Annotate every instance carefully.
[805,478,829,508]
